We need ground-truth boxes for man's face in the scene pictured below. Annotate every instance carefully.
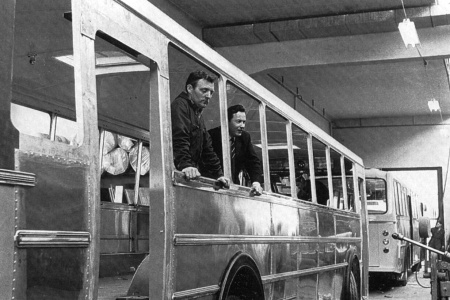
[229,111,246,137]
[187,79,215,109]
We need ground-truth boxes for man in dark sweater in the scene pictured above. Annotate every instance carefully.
[208,104,263,195]
[171,70,229,188]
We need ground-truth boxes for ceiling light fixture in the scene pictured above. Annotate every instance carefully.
[54,53,149,75]
[398,18,420,48]
[398,0,420,48]
[428,98,441,112]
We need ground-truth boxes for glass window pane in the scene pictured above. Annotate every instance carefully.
[292,125,310,201]
[400,185,405,215]
[394,182,400,214]
[344,157,355,211]
[227,83,264,187]
[366,178,387,213]
[312,137,329,206]
[265,106,289,195]
[329,148,342,209]
[403,188,408,216]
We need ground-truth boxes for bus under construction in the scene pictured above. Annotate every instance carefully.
[1,0,369,299]
[366,168,426,286]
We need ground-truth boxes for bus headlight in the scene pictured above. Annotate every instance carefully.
[382,238,390,245]
[383,247,389,253]
[382,230,389,236]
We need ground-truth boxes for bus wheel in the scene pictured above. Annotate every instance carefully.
[348,272,359,300]
[218,253,264,300]
[342,256,360,300]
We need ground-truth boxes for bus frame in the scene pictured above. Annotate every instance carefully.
[0,0,370,299]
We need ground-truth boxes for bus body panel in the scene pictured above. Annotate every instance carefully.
[10,138,96,299]
[368,222,399,272]
[172,183,362,299]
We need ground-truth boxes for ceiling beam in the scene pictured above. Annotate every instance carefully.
[215,25,450,74]
[204,4,450,47]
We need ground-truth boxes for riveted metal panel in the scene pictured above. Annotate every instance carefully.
[13,151,91,299]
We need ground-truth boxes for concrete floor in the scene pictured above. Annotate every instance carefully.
[369,268,432,300]
[98,274,133,300]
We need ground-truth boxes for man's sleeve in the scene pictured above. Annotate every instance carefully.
[244,134,263,183]
[201,129,224,178]
[171,100,193,170]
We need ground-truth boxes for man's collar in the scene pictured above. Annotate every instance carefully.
[179,91,203,114]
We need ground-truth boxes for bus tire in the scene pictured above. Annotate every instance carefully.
[342,254,360,300]
[218,252,264,300]
[348,271,359,300]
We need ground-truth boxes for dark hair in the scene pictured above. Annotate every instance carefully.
[227,104,246,121]
[185,70,216,92]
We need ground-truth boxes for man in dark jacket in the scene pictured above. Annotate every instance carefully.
[208,104,263,195]
[171,70,229,188]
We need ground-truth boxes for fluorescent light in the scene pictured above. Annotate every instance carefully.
[428,98,441,112]
[254,143,300,150]
[398,18,420,48]
[54,54,149,75]
[54,55,74,66]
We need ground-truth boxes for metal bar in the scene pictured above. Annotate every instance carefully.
[326,146,334,208]
[219,77,232,180]
[15,230,90,247]
[174,234,360,246]
[172,285,220,299]
[171,263,348,299]
[99,128,106,173]
[259,102,271,192]
[0,169,36,186]
[392,232,450,259]
[307,134,317,203]
[286,121,296,198]
[341,155,348,210]
[261,263,348,284]
[134,140,143,205]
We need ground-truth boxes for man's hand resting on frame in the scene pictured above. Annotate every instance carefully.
[250,182,263,196]
[182,167,201,180]
[214,176,230,190]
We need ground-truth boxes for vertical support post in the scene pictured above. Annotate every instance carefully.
[307,134,317,203]
[49,113,57,141]
[325,146,334,208]
[340,156,348,210]
[259,103,270,192]
[286,121,296,198]
[219,77,232,180]
[72,1,100,298]
[134,140,143,205]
